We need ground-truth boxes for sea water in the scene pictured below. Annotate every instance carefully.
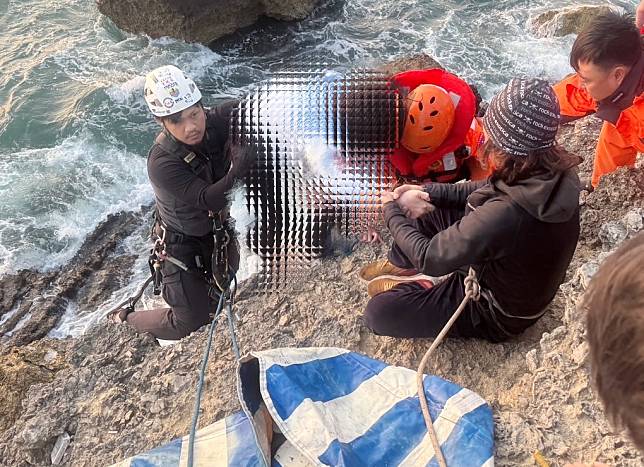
[0,0,634,336]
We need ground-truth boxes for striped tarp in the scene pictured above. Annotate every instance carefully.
[110,410,265,467]
[112,347,494,466]
[244,348,494,467]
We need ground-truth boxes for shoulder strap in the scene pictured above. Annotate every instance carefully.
[153,130,205,174]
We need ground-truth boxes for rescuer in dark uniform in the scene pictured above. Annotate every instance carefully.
[112,65,255,340]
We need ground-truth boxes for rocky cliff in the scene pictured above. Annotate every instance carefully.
[96,0,320,44]
[1,111,642,465]
[529,4,619,37]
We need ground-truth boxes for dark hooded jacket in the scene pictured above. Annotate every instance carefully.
[382,169,581,335]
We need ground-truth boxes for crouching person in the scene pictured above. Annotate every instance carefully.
[361,78,581,342]
[111,65,255,340]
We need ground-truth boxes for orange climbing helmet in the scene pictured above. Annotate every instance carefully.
[390,68,478,178]
[402,84,456,153]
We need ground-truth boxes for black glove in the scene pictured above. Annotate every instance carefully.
[226,141,258,178]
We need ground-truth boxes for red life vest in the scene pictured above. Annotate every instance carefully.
[390,69,482,181]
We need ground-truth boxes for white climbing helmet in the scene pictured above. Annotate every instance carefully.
[143,65,203,117]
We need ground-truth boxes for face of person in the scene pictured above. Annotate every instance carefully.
[160,104,206,146]
[577,60,628,102]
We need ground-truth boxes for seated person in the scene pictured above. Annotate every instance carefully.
[390,68,489,183]
[360,78,581,342]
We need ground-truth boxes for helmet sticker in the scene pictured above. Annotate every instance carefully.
[144,65,202,117]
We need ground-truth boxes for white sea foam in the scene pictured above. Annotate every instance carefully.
[0,133,152,275]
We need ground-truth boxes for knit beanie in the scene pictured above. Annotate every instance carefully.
[483,78,560,157]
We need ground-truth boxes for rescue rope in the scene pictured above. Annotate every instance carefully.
[187,273,239,467]
[416,267,480,467]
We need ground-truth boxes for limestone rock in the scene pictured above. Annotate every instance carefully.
[0,209,146,346]
[530,5,617,37]
[96,0,320,44]
[0,338,69,433]
[378,53,444,76]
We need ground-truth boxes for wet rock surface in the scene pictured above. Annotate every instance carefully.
[96,0,320,44]
[0,209,149,346]
[0,112,642,466]
[530,5,617,37]
[379,53,444,75]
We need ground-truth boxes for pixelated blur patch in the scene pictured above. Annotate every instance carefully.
[230,68,400,290]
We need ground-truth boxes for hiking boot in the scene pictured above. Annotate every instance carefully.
[367,275,434,297]
[359,259,417,281]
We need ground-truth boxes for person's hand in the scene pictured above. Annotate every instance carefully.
[360,226,382,243]
[393,184,424,199]
[227,142,257,177]
[397,189,434,219]
[381,191,395,205]
[637,0,644,29]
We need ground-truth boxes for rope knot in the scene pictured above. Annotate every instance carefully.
[464,267,480,301]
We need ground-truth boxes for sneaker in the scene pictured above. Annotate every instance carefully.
[367,275,434,297]
[359,259,417,281]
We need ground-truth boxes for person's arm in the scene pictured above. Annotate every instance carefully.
[552,74,597,124]
[382,198,516,276]
[208,99,239,147]
[423,180,487,209]
[148,144,253,213]
[636,0,644,29]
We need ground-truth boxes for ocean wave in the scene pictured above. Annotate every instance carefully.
[0,133,151,275]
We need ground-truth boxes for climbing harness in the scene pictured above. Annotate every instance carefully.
[105,211,231,322]
[210,210,231,293]
[416,267,480,467]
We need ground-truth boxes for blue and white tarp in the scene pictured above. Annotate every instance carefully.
[112,347,494,466]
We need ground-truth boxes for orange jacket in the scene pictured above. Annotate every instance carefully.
[553,71,644,186]
[390,69,489,182]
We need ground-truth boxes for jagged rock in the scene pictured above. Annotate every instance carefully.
[525,349,539,373]
[530,5,616,37]
[599,221,629,251]
[378,53,444,76]
[1,83,644,466]
[96,0,320,44]
[0,339,69,433]
[0,209,148,346]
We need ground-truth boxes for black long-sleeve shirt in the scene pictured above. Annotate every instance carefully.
[147,101,238,237]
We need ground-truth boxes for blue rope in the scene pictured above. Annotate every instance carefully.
[225,300,240,360]
[225,276,241,360]
[187,273,240,467]
[187,290,226,467]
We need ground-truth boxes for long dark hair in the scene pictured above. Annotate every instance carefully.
[479,139,582,185]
